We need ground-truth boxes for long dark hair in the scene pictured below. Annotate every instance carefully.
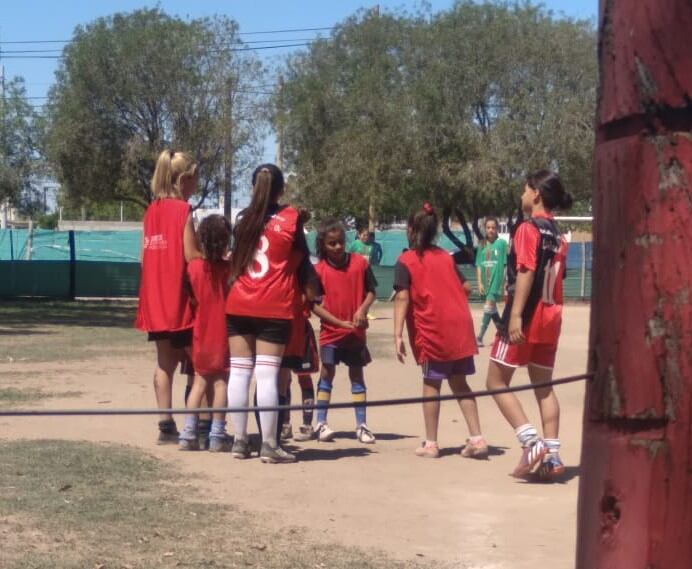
[229,163,284,280]
[526,170,573,211]
[408,202,438,256]
[198,214,232,264]
[315,217,345,260]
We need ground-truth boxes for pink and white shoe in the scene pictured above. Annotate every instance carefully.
[461,437,489,459]
[415,441,440,459]
[511,438,547,478]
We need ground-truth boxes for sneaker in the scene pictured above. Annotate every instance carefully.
[293,424,316,442]
[461,437,489,459]
[316,423,336,442]
[356,424,376,444]
[208,435,233,453]
[260,442,296,464]
[536,453,566,481]
[231,438,251,459]
[157,429,180,445]
[476,337,484,347]
[511,438,548,478]
[415,441,440,459]
[280,423,293,441]
[178,437,199,451]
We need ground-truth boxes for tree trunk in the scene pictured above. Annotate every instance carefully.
[576,2,692,568]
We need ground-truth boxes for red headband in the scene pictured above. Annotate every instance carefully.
[422,202,434,214]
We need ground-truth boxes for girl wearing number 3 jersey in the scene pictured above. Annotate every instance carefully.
[225,164,319,464]
[486,170,572,481]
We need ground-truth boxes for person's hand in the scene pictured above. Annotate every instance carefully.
[395,335,407,363]
[353,309,368,328]
[478,283,485,296]
[508,313,525,344]
[340,320,356,330]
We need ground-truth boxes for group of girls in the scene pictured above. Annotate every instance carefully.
[137,150,573,479]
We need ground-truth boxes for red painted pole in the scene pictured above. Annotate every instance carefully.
[577,1,692,568]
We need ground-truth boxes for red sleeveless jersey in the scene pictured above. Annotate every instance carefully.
[226,205,302,319]
[135,198,193,332]
[398,248,477,363]
[315,254,368,347]
[187,259,230,376]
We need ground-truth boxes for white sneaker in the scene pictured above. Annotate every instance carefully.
[316,422,336,442]
[356,424,376,444]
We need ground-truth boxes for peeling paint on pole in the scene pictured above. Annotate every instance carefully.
[577,1,692,568]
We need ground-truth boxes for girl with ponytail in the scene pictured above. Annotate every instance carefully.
[225,163,319,464]
[393,203,486,459]
[136,149,202,444]
[485,170,573,481]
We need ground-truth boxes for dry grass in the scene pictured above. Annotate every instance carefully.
[0,440,435,569]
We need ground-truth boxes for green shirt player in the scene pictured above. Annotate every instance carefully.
[475,217,508,346]
[347,228,383,266]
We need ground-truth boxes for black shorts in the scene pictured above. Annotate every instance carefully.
[281,322,320,373]
[147,328,192,349]
[320,343,372,368]
[226,315,291,345]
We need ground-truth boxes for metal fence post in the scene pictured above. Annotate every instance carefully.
[580,241,586,298]
[68,230,76,300]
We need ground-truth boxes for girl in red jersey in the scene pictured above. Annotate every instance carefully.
[225,164,319,464]
[485,170,572,480]
[393,204,487,459]
[135,150,201,443]
[312,218,377,444]
[179,214,232,452]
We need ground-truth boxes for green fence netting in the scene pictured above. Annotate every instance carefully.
[0,228,591,300]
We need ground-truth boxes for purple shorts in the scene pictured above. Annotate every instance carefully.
[422,357,476,381]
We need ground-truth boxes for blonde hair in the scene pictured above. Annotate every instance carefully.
[151,150,198,199]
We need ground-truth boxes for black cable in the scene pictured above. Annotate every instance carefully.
[0,373,591,418]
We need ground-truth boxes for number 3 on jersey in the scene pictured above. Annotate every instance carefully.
[248,236,270,279]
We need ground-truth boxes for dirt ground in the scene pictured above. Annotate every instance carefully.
[0,303,590,569]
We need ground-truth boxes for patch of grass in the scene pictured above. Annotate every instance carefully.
[0,440,433,569]
[0,299,146,362]
[0,388,82,407]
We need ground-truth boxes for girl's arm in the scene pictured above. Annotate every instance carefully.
[313,304,354,330]
[183,213,202,262]
[353,291,376,328]
[393,289,410,363]
[508,268,534,344]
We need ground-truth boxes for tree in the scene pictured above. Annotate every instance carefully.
[0,77,43,215]
[275,9,416,226]
[45,8,267,213]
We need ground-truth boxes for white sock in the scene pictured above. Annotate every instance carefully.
[545,438,561,454]
[255,354,281,447]
[515,423,538,447]
[227,357,254,441]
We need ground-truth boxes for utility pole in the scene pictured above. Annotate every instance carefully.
[276,75,285,170]
[367,5,380,232]
[577,1,692,567]
[0,32,7,230]
[223,78,234,221]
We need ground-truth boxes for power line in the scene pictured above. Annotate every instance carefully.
[0,26,334,45]
[1,42,313,59]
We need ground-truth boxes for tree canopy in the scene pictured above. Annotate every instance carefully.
[276,1,597,227]
[45,8,267,211]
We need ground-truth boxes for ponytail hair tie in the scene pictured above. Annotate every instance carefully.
[422,202,434,214]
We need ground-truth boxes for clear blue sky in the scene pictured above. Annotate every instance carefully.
[2,0,596,189]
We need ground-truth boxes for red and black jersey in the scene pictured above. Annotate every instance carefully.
[187,259,230,376]
[315,254,376,347]
[502,212,568,344]
[394,247,477,363]
[135,198,193,332]
[226,205,304,320]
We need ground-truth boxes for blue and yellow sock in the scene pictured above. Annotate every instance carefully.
[316,378,332,424]
[351,381,367,426]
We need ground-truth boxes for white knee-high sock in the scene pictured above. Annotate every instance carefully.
[227,357,254,441]
[255,355,281,447]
